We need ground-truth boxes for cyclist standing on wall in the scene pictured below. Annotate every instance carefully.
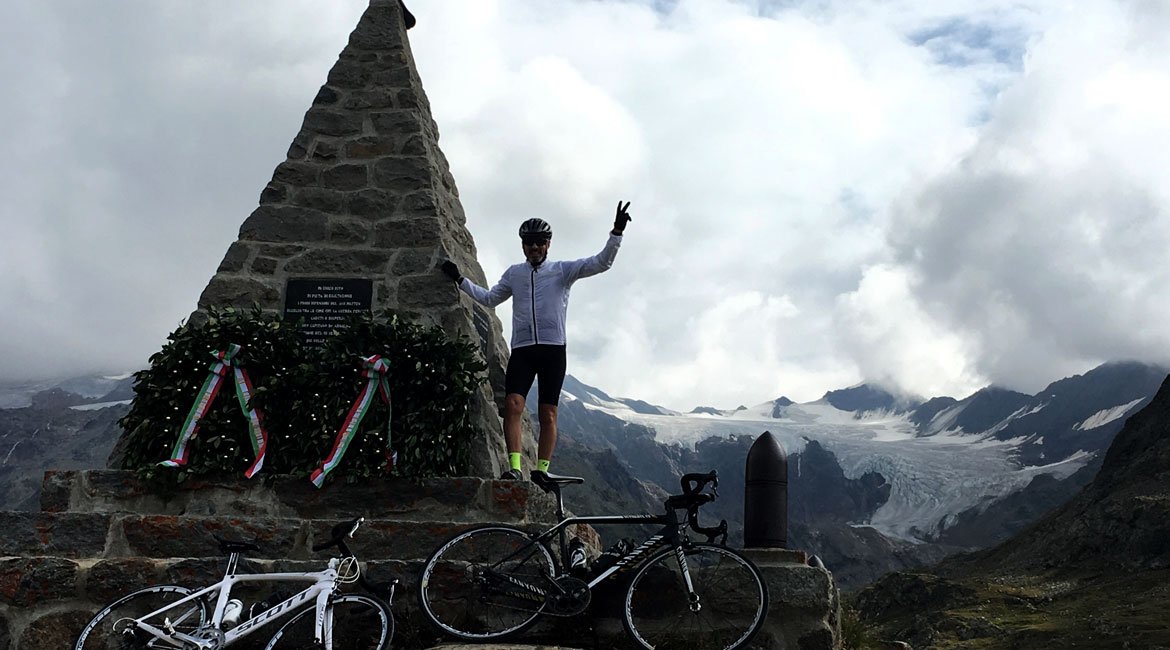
[441,202,632,480]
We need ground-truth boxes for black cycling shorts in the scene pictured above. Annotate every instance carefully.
[504,344,567,406]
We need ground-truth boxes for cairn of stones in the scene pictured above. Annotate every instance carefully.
[194,0,521,477]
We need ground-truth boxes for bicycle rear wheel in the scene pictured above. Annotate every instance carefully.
[418,524,556,641]
[263,594,392,649]
[624,543,768,650]
[74,585,207,649]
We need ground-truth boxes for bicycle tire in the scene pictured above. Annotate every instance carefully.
[74,584,208,650]
[623,542,769,650]
[418,524,557,641]
[263,593,393,649]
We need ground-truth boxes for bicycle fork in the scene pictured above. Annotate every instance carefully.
[674,546,702,613]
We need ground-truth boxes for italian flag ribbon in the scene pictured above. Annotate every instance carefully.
[159,344,269,478]
[310,355,394,488]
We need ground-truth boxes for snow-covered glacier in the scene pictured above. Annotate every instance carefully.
[577,398,1092,542]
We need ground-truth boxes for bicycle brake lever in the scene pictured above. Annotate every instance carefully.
[703,520,729,546]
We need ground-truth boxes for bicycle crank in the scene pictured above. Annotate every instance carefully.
[545,576,591,616]
[187,627,225,650]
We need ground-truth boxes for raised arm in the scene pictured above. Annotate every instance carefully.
[461,274,513,308]
[562,200,631,283]
[441,259,513,307]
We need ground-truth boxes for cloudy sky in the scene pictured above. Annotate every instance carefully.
[2,0,1168,410]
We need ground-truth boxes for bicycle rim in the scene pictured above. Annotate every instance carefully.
[624,543,769,650]
[419,525,556,640]
[74,585,207,650]
[263,594,392,650]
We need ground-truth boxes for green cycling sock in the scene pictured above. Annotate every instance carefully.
[537,459,550,473]
[509,452,522,472]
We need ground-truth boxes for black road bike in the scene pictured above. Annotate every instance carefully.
[418,470,769,650]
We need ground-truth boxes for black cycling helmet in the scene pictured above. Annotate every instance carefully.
[518,218,552,240]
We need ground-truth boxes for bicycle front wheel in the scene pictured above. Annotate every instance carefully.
[263,594,392,650]
[624,543,768,650]
[418,524,557,641]
[74,584,207,650]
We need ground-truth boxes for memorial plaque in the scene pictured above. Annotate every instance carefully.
[284,279,374,346]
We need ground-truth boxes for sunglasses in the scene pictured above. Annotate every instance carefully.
[522,237,550,246]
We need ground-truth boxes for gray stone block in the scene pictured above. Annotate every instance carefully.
[327,217,373,245]
[38,470,74,513]
[217,241,252,273]
[239,206,329,243]
[370,110,425,136]
[313,86,341,106]
[310,138,341,162]
[371,156,431,193]
[252,257,278,275]
[198,276,281,308]
[0,557,78,606]
[348,188,399,218]
[84,558,163,604]
[374,218,442,248]
[322,163,369,191]
[326,58,373,90]
[348,3,407,51]
[309,519,476,562]
[0,512,110,557]
[346,136,401,159]
[272,160,319,186]
[291,187,348,213]
[391,248,436,276]
[344,89,397,110]
[259,181,289,204]
[283,248,392,274]
[119,515,304,560]
[397,275,461,310]
[19,610,91,650]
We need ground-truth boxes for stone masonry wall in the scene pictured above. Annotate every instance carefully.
[192,0,525,477]
[1,470,841,649]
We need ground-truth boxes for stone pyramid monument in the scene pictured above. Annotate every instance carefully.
[194,0,520,477]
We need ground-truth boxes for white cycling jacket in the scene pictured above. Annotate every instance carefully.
[459,233,622,348]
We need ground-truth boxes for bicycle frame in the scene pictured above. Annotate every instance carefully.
[534,511,698,589]
[126,553,343,648]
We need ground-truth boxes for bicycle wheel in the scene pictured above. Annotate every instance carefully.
[418,524,557,640]
[263,594,392,649]
[74,585,208,649]
[624,543,768,650]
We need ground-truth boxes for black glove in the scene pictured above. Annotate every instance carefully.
[440,260,462,283]
[612,201,632,235]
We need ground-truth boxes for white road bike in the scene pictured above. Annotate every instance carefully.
[74,517,395,649]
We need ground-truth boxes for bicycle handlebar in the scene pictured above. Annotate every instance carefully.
[312,516,364,553]
[680,470,718,495]
[667,471,728,544]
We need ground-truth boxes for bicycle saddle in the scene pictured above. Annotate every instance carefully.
[213,534,260,555]
[530,470,584,492]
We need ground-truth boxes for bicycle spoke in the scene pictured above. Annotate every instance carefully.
[75,586,207,650]
[624,544,767,650]
[419,526,555,640]
[265,594,391,650]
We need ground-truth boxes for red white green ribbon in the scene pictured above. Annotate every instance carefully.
[160,344,269,478]
[310,355,394,488]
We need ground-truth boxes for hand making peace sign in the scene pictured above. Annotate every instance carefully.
[613,200,632,235]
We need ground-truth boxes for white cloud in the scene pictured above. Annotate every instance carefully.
[2,0,1167,410]
[884,0,1170,392]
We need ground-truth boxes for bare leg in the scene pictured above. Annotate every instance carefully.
[503,393,525,455]
[537,403,558,462]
